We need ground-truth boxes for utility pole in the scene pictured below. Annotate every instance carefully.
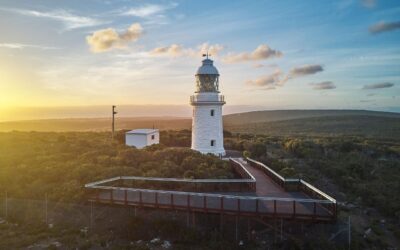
[112,105,117,140]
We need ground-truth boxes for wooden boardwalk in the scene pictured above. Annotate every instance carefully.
[86,158,336,222]
[235,158,307,198]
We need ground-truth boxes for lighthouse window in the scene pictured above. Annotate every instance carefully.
[151,135,155,140]
[210,109,215,116]
[211,140,215,146]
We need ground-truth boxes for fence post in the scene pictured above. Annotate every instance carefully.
[313,202,316,220]
[235,216,239,242]
[5,191,7,220]
[256,199,259,213]
[192,212,196,227]
[293,200,296,217]
[220,213,224,233]
[247,219,250,240]
[45,193,48,225]
[348,216,351,250]
[293,201,296,217]
[90,201,93,230]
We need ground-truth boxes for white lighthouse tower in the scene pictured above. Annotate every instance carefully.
[190,55,225,156]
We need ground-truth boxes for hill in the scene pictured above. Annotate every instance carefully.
[225,115,400,139]
[0,110,399,139]
[223,109,400,125]
[0,117,191,132]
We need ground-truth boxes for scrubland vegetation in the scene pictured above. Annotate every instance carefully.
[0,127,399,249]
[0,131,232,202]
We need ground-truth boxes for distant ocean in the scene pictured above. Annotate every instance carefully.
[0,105,267,122]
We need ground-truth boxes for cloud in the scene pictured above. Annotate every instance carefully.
[289,64,324,77]
[361,0,376,8]
[196,43,224,57]
[246,63,323,90]
[310,81,336,90]
[245,70,287,90]
[0,43,58,50]
[86,23,143,53]
[149,43,224,57]
[150,44,183,56]
[0,8,106,30]
[362,82,395,89]
[278,64,323,84]
[369,21,400,34]
[222,44,282,63]
[252,63,279,68]
[120,3,178,17]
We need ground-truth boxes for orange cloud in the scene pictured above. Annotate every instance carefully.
[223,44,282,63]
[86,23,143,53]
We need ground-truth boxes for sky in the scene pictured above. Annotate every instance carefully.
[0,0,399,121]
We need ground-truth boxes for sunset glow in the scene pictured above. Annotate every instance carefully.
[0,0,399,121]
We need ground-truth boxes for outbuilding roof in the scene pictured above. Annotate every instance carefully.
[126,129,159,135]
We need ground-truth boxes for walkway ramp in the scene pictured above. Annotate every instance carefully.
[85,158,337,222]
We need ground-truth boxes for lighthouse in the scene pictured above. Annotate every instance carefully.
[190,55,226,156]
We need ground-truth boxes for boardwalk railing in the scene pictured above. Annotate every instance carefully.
[84,158,337,221]
[86,158,256,193]
[85,185,335,221]
[246,158,285,187]
[246,157,337,217]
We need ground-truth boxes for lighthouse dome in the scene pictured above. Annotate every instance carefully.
[195,58,220,92]
[196,59,219,75]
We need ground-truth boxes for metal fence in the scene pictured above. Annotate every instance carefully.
[0,194,351,249]
[85,186,335,221]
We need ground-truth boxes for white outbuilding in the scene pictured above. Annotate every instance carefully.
[125,129,159,149]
